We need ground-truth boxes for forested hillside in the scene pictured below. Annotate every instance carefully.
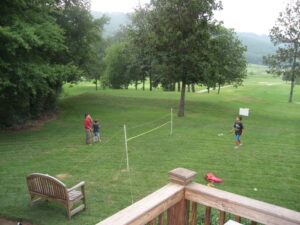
[93,11,276,64]
[236,33,276,64]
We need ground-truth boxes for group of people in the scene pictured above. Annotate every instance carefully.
[83,113,244,147]
[84,113,101,145]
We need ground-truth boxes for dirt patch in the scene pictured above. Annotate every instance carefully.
[106,200,116,205]
[223,96,261,102]
[0,113,57,133]
[258,82,278,86]
[56,173,72,179]
[197,85,233,94]
[88,181,97,186]
[0,217,36,225]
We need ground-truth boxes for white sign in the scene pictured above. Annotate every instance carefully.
[239,108,249,116]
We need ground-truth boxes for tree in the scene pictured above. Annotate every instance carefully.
[206,27,247,94]
[53,0,108,77]
[263,0,300,103]
[102,43,132,89]
[147,0,221,116]
[86,17,110,90]
[0,0,107,127]
[0,0,82,127]
[127,7,155,91]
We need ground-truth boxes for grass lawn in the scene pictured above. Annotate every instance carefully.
[0,65,299,225]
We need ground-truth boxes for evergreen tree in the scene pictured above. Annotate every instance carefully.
[263,0,300,103]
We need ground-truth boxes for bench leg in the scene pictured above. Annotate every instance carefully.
[29,196,43,207]
[69,204,85,219]
[83,197,87,210]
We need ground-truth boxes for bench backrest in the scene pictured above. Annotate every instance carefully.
[27,173,68,201]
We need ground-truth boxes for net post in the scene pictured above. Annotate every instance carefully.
[170,108,173,136]
[124,124,129,170]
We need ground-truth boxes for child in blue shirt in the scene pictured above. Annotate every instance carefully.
[232,116,244,149]
[93,120,101,142]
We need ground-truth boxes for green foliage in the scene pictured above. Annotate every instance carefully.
[204,27,247,92]
[102,43,132,89]
[263,0,300,103]
[0,0,107,127]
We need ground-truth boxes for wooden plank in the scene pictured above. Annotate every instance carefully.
[149,219,155,225]
[158,212,164,225]
[96,183,184,225]
[190,202,197,225]
[219,211,225,225]
[167,199,189,225]
[205,207,211,225]
[235,216,241,222]
[185,182,300,225]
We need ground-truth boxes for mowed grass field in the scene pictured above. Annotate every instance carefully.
[0,65,299,225]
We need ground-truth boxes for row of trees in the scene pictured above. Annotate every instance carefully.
[101,0,247,116]
[0,0,108,127]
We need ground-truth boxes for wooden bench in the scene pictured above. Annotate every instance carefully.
[26,173,86,219]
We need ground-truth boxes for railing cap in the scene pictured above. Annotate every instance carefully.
[168,168,197,185]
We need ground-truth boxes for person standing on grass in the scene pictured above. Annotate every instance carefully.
[232,116,244,149]
[84,113,93,145]
[93,120,101,142]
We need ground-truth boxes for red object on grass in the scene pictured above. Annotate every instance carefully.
[205,173,223,183]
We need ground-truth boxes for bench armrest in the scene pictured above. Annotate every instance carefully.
[68,181,85,192]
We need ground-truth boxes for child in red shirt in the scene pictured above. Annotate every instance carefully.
[84,113,93,144]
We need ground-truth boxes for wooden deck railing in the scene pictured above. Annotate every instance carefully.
[96,168,300,225]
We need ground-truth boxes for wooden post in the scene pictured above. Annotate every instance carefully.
[167,168,197,225]
[168,168,197,185]
[170,108,173,136]
[219,211,226,225]
[191,202,197,225]
[158,212,164,225]
[124,125,129,170]
[235,216,241,222]
[205,207,211,225]
[149,219,155,225]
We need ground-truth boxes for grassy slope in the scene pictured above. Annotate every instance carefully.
[0,65,299,225]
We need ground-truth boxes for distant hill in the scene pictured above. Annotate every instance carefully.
[91,12,130,37]
[236,33,276,64]
[92,11,277,65]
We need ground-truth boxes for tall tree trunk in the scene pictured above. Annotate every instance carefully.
[142,78,145,91]
[149,72,152,91]
[178,79,186,117]
[173,82,176,91]
[207,87,210,93]
[289,44,298,103]
[289,76,295,103]
[95,79,98,91]
[187,84,190,92]
[135,80,138,90]
[191,84,195,92]
[218,83,221,94]
[178,82,181,92]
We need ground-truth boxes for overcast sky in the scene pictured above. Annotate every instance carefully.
[91,0,289,34]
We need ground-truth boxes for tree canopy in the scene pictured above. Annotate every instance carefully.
[0,0,107,127]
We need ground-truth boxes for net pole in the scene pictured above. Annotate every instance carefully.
[170,108,173,136]
[124,124,129,170]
